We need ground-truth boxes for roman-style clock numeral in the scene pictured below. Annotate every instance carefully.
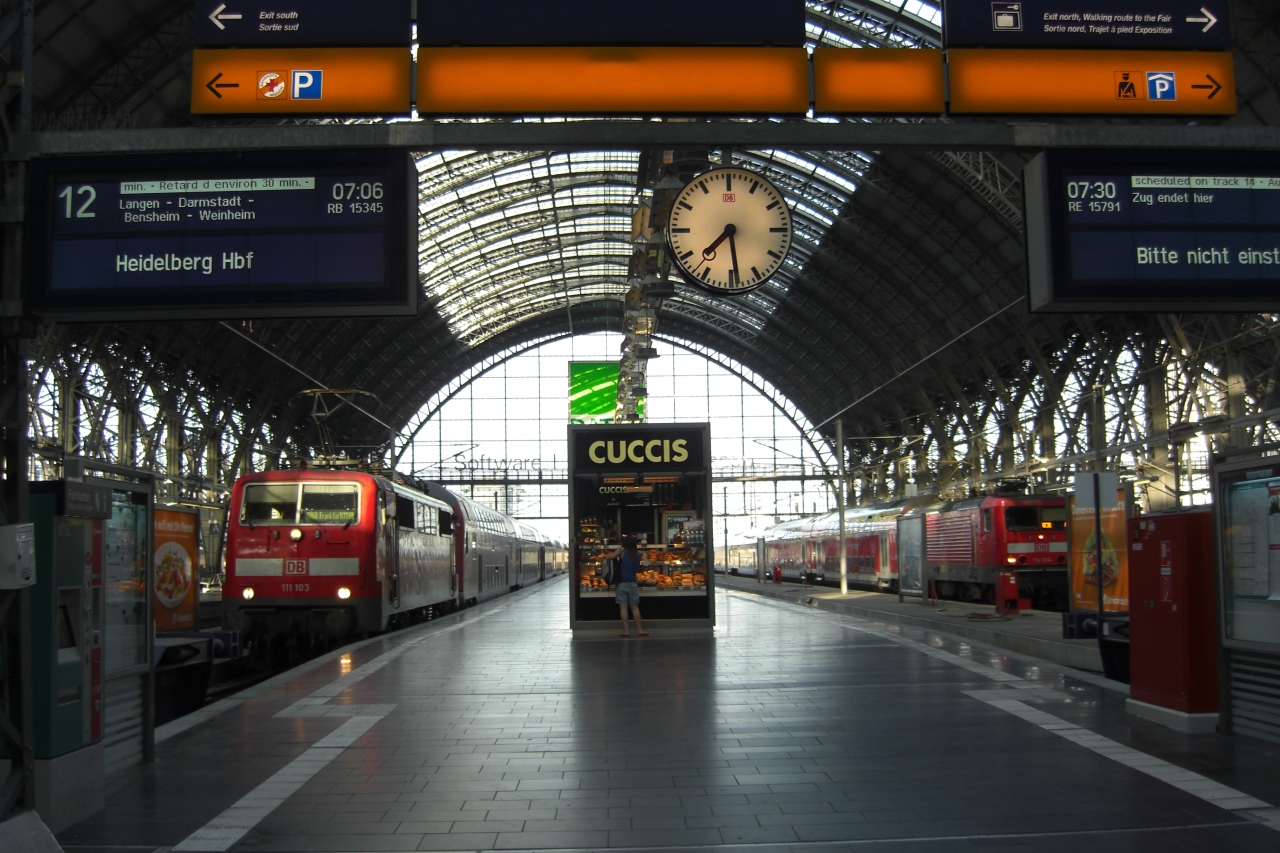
[767,250,782,260]
[769,228,786,233]
[725,174,732,191]
[678,201,693,211]
[672,228,691,233]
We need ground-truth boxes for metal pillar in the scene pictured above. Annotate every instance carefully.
[837,419,847,595]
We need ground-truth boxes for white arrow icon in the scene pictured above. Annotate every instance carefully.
[209,4,243,30]
[1186,7,1218,33]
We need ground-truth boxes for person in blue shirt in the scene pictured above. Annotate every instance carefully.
[610,534,647,637]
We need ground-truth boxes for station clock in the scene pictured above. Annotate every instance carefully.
[666,167,792,296]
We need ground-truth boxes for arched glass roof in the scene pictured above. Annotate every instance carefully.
[413,2,942,349]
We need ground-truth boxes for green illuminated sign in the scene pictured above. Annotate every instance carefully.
[569,362,644,424]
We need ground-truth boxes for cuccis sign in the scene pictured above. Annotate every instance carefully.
[571,424,707,472]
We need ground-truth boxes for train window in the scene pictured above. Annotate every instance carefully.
[242,483,299,523]
[1040,506,1067,529]
[300,484,359,525]
[1004,507,1041,531]
[982,509,993,533]
[439,510,453,535]
[415,503,439,535]
[396,496,416,529]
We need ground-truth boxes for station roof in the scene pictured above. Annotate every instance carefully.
[17,1,1280,460]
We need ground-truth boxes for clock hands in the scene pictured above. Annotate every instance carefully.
[727,229,740,286]
[701,223,736,261]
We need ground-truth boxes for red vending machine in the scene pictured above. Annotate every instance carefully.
[1126,509,1218,732]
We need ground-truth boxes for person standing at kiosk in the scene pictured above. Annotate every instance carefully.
[611,535,647,637]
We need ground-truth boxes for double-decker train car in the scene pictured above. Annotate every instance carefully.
[903,493,1068,609]
[763,502,903,591]
[542,539,569,577]
[224,469,541,653]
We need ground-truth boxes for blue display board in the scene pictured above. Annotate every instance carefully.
[419,0,805,46]
[1026,149,1280,312]
[942,0,1232,50]
[194,0,411,47]
[25,149,416,321]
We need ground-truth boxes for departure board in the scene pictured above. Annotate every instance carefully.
[1026,149,1280,311]
[25,149,415,320]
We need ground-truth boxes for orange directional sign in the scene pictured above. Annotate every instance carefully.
[191,48,410,114]
[948,49,1236,115]
[416,47,809,115]
[813,48,944,114]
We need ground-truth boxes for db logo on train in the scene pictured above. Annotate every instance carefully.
[285,559,308,575]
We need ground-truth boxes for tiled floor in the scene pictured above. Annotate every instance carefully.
[59,576,1280,853]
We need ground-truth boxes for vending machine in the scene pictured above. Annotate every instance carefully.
[1126,509,1218,733]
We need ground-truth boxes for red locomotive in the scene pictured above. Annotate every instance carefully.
[224,469,559,654]
[901,493,1068,609]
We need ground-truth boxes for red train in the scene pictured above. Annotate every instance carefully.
[223,469,564,652]
[759,492,1069,609]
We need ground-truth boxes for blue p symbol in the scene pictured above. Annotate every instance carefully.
[1146,72,1176,101]
[291,70,322,100]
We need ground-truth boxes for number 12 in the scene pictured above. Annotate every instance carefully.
[58,185,97,218]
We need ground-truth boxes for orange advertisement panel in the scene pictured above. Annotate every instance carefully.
[813,48,944,114]
[417,47,809,114]
[1068,493,1130,612]
[154,508,199,632]
[191,48,411,114]
[948,49,1236,115]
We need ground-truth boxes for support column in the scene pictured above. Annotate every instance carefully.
[1144,360,1178,511]
[836,419,846,595]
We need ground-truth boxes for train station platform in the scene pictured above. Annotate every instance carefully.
[715,574,1104,673]
[56,575,1280,853]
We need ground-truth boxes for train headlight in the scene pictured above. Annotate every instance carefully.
[289,528,303,542]
[337,587,352,600]
[1006,556,1018,565]
[242,587,255,600]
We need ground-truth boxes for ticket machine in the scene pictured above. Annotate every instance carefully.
[29,479,112,832]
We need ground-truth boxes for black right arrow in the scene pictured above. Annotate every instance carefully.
[1191,74,1222,99]
[205,72,239,99]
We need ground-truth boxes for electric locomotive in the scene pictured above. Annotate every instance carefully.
[224,469,537,652]
[902,493,1068,609]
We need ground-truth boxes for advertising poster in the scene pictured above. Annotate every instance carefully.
[569,361,644,424]
[1069,491,1129,612]
[154,508,199,632]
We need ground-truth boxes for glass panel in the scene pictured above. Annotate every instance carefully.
[1005,507,1041,532]
[104,492,147,673]
[1221,477,1280,645]
[242,483,299,523]
[1041,506,1067,527]
[300,484,360,525]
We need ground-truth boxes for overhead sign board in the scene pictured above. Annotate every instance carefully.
[943,0,1232,50]
[418,0,805,46]
[190,48,410,114]
[1025,149,1280,312]
[417,47,809,115]
[813,48,945,114]
[948,48,1235,114]
[25,149,416,321]
[193,1,411,47]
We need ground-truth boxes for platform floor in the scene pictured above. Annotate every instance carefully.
[59,576,1280,853]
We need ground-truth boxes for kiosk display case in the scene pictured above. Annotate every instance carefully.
[568,423,714,630]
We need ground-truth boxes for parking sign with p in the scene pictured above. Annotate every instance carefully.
[1146,71,1176,101]
[291,69,323,100]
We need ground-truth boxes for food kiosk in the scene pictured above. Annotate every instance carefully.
[568,423,714,631]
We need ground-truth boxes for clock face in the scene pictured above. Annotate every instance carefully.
[667,167,792,295]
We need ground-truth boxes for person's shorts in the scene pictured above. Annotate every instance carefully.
[615,581,640,605]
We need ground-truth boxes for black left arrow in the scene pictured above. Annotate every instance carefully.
[206,72,239,99]
[1190,74,1222,100]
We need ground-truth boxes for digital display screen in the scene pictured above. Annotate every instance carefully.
[25,149,415,321]
[419,0,804,46]
[1025,149,1280,311]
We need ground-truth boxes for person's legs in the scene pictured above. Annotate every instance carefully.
[631,604,646,636]
[618,603,630,635]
